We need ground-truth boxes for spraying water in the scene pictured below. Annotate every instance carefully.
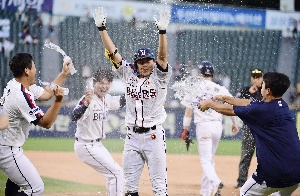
[44,41,77,75]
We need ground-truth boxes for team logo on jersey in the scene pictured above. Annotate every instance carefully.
[93,112,108,121]
[29,107,42,115]
[127,87,157,100]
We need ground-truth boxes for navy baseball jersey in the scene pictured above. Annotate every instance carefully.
[234,99,300,188]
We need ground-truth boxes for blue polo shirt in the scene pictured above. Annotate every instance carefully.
[234,99,300,188]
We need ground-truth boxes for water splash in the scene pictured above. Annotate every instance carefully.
[171,76,213,114]
[43,41,77,75]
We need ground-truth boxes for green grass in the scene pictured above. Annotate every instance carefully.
[0,172,103,195]
[23,137,243,155]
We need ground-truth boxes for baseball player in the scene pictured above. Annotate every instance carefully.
[199,72,300,195]
[71,68,125,196]
[3,52,72,195]
[180,61,238,196]
[0,53,67,196]
[234,68,263,189]
[93,7,172,195]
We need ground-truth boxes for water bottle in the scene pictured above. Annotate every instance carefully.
[85,78,94,93]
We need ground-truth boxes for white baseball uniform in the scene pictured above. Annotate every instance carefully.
[72,93,124,196]
[0,78,45,195]
[114,59,172,195]
[181,79,234,196]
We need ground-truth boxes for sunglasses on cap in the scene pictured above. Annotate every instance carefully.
[251,69,262,74]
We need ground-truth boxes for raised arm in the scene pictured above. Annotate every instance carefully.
[93,7,122,68]
[199,100,236,116]
[213,95,251,106]
[154,10,171,69]
[38,60,71,101]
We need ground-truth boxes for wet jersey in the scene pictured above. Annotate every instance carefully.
[234,99,300,187]
[0,79,44,147]
[73,94,121,140]
[181,79,233,123]
[114,60,172,127]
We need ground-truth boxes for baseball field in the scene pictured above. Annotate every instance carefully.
[0,138,299,196]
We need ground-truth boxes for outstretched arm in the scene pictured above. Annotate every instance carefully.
[199,100,236,116]
[154,10,171,70]
[213,95,250,106]
[93,7,122,67]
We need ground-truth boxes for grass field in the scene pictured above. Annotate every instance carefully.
[21,137,243,155]
[0,138,243,194]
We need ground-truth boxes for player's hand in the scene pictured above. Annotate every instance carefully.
[84,91,93,106]
[53,86,64,102]
[179,128,189,140]
[93,7,107,27]
[198,100,211,112]
[61,56,71,77]
[232,124,239,136]
[249,85,258,94]
[212,95,225,103]
[154,10,171,31]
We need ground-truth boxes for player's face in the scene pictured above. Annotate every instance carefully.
[27,61,36,85]
[136,58,155,77]
[94,78,111,99]
[251,76,263,87]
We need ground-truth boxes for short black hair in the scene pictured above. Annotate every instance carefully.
[9,53,33,78]
[263,72,290,97]
[93,67,114,83]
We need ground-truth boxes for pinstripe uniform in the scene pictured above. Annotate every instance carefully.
[115,59,172,195]
[0,79,45,195]
[71,93,123,196]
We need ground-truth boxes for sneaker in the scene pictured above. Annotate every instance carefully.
[234,183,244,189]
[211,182,224,196]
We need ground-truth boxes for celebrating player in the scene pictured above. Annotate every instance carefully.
[93,7,172,195]
[198,72,300,195]
[71,68,125,196]
[0,53,68,195]
[234,68,263,189]
[180,61,238,196]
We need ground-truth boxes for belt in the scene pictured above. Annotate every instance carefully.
[75,137,101,143]
[128,125,156,134]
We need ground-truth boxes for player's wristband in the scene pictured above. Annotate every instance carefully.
[97,26,107,31]
[183,116,192,127]
[159,30,166,34]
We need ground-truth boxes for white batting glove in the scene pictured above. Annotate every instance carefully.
[93,7,107,27]
[154,10,171,31]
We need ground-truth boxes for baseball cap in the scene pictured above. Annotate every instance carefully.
[251,69,263,78]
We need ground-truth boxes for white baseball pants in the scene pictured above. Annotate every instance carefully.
[0,146,44,195]
[123,124,167,195]
[196,121,223,196]
[74,140,124,196]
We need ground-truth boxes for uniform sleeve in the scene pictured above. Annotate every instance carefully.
[233,102,263,127]
[29,84,44,100]
[152,62,172,84]
[17,90,44,125]
[114,59,136,82]
[71,95,88,121]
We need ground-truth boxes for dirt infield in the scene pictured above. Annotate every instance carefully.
[25,151,300,196]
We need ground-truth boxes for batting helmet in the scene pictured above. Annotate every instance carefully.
[134,48,155,64]
[199,61,214,77]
